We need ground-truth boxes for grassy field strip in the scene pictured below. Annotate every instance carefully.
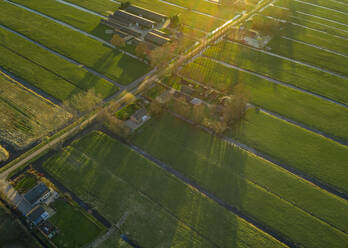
[180,56,348,142]
[205,40,348,102]
[261,5,348,38]
[42,131,286,248]
[268,35,348,76]
[299,0,348,12]
[10,0,113,42]
[294,0,348,15]
[0,1,150,86]
[64,0,120,16]
[256,14,348,54]
[132,113,348,248]
[227,109,348,194]
[276,0,348,27]
[0,45,81,101]
[155,0,235,20]
[281,35,348,59]
[0,26,119,100]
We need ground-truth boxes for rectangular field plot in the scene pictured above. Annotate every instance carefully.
[267,35,348,76]
[0,1,150,86]
[155,0,239,20]
[261,5,348,39]
[227,109,348,195]
[180,57,348,141]
[257,14,348,55]
[276,0,348,27]
[0,73,70,149]
[203,41,348,104]
[10,0,113,42]
[50,199,106,248]
[43,131,285,248]
[0,27,118,101]
[131,113,348,248]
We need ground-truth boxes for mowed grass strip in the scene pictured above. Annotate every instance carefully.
[0,1,150,85]
[132,113,348,248]
[64,0,120,16]
[180,57,348,141]
[204,41,348,103]
[0,27,118,100]
[299,0,348,13]
[43,131,286,248]
[276,0,348,27]
[261,6,348,38]
[258,14,348,55]
[268,35,348,77]
[50,199,106,248]
[10,0,113,41]
[155,0,238,19]
[228,109,348,194]
[0,45,79,101]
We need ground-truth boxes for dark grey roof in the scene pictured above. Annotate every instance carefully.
[111,10,156,29]
[151,29,170,38]
[145,32,171,46]
[24,183,49,205]
[17,198,33,216]
[27,206,46,224]
[126,5,167,23]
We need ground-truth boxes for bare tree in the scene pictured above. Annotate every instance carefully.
[111,34,126,48]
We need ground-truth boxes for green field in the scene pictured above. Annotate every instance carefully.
[227,109,348,194]
[299,0,348,12]
[180,57,348,141]
[0,27,118,100]
[10,0,113,41]
[276,0,348,27]
[154,0,239,20]
[0,72,70,148]
[65,0,120,16]
[0,202,38,248]
[50,199,105,248]
[257,14,348,55]
[268,35,348,76]
[261,5,348,38]
[0,1,150,85]
[131,113,348,248]
[204,41,348,103]
[43,131,285,248]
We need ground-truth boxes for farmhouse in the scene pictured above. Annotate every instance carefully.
[24,182,51,206]
[126,5,167,23]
